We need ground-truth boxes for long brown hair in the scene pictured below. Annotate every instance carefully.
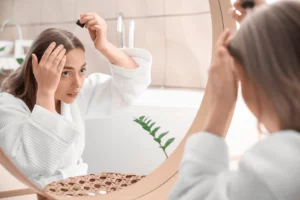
[228,0,300,131]
[1,28,85,111]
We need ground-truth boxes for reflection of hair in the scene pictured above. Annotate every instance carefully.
[1,28,85,111]
[228,0,300,132]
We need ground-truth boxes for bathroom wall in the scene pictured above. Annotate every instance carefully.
[0,0,212,199]
[0,0,212,89]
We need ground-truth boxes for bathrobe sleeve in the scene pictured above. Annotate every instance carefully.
[76,48,152,119]
[169,131,300,200]
[0,93,81,177]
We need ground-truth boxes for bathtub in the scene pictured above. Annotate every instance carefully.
[83,87,259,175]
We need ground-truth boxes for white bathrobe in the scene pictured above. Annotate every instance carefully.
[169,131,300,200]
[0,48,152,188]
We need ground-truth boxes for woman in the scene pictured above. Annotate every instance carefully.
[0,13,152,188]
[169,0,300,199]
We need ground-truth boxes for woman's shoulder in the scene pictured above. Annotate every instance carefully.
[238,130,300,197]
[261,130,300,146]
[0,92,20,103]
[246,130,300,153]
[241,130,300,167]
[0,92,29,112]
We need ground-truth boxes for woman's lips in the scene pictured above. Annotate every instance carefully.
[67,93,78,98]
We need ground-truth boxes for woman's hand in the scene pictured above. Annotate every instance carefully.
[229,0,267,23]
[32,42,66,96]
[208,29,238,109]
[32,42,66,113]
[80,13,109,51]
[80,13,138,70]
[202,29,238,137]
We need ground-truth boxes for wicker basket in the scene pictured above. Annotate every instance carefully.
[44,172,146,197]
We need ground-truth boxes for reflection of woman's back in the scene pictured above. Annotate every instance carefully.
[0,25,152,188]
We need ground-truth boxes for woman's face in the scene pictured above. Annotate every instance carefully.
[55,48,87,104]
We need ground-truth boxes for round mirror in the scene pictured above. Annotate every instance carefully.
[0,0,233,199]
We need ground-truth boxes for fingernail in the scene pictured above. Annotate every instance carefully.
[51,42,56,46]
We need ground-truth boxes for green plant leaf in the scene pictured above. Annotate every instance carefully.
[16,58,24,65]
[162,138,175,151]
[149,122,156,130]
[144,117,148,123]
[142,124,150,132]
[133,116,175,159]
[0,47,5,52]
[158,131,169,140]
[151,127,160,137]
[139,116,145,121]
[154,138,161,143]
[133,119,141,125]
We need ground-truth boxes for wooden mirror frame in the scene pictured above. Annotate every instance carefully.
[0,0,236,199]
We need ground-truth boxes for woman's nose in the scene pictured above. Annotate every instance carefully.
[72,74,82,88]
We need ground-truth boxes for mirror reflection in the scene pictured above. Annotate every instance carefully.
[0,0,212,196]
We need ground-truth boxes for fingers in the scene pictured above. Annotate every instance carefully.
[233,0,246,15]
[219,48,233,73]
[217,29,231,47]
[89,25,101,31]
[215,46,236,81]
[213,29,232,67]
[80,15,94,24]
[228,0,246,23]
[85,19,98,29]
[80,13,106,25]
[31,54,38,74]
[47,44,65,64]
[81,13,98,17]
[57,55,67,72]
[40,42,56,66]
[218,47,227,58]
[232,10,244,23]
[53,48,66,68]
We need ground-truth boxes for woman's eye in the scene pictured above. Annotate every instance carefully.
[62,71,70,77]
[80,68,87,74]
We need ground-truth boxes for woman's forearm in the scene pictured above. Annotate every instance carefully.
[193,77,236,138]
[98,42,139,70]
[202,103,235,138]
